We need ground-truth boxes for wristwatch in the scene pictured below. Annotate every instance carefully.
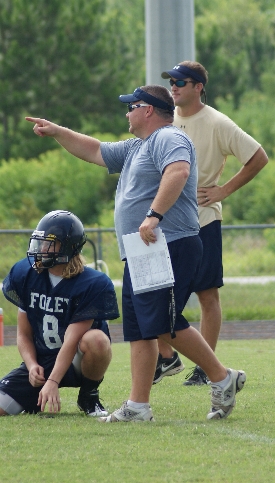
[146,208,163,221]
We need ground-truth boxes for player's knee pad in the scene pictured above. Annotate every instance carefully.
[0,390,24,415]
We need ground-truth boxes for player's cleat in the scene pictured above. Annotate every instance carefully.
[153,351,185,384]
[183,365,209,386]
[207,368,246,420]
[77,388,108,417]
[98,401,155,422]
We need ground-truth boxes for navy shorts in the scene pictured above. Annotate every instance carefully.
[0,321,110,414]
[192,220,223,292]
[122,235,203,341]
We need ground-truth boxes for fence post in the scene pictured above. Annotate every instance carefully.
[0,308,3,346]
[97,230,103,262]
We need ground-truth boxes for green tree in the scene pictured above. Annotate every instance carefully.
[195,0,275,108]
[0,151,112,227]
[216,87,275,159]
[0,0,145,160]
[220,155,275,225]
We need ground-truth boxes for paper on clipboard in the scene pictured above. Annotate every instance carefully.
[122,228,174,294]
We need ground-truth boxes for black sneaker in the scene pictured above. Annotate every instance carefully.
[153,351,185,384]
[77,389,108,417]
[183,366,209,386]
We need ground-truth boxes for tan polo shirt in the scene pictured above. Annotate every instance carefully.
[174,105,261,227]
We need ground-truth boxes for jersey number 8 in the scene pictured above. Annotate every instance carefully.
[43,315,62,349]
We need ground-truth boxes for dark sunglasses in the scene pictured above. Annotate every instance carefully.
[169,79,196,87]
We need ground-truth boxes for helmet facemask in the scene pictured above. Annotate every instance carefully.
[28,232,68,270]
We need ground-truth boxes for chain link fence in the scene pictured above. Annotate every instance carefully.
[1,225,275,325]
[1,225,274,276]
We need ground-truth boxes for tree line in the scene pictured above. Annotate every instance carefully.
[1,0,275,159]
[0,0,274,227]
[0,0,144,160]
[0,136,273,229]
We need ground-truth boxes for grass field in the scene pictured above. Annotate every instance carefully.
[0,339,274,483]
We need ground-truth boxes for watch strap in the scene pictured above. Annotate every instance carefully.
[146,209,163,221]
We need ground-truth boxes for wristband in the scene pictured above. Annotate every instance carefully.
[48,378,59,385]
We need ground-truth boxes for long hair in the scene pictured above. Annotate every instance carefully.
[35,254,86,278]
[62,254,86,279]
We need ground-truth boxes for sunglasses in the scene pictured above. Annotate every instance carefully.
[127,103,149,112]
[169,79,196,87]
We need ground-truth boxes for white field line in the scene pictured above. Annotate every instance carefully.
[224,276,275,285]
[113,276,275,287]
[173,421,275,444]
[210,427,275,445]
[112,279,122,287]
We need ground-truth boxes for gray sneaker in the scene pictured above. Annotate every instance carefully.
[98,401,155,423]
[207,368,246,420]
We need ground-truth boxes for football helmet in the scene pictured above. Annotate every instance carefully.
[27,210,87,269]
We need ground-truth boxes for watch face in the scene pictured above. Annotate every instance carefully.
[146,209,153,216]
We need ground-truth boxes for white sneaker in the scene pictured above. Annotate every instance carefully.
[207,368,246,420]
[98,401,155,422]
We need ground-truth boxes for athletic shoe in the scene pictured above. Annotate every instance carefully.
[77,389,108,417]
[183,365,209,386]
[153,351,185,384]
[207,368,246,420]
[98,401,155,422]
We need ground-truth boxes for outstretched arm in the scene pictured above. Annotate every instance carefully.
[198,146,268,205]
[25,117,106,167]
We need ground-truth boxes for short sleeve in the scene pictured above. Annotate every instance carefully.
[69,270,120,322]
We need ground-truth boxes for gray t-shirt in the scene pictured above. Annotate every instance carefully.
[101,125,199,259]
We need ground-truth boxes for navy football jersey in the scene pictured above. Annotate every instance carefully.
[2,258,119,357]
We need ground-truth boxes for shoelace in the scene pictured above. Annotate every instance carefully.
[81,391,105,409]
[93,394,106,409]
[184,366,201,380]
[116,402,136,418]
[211,384,224,405]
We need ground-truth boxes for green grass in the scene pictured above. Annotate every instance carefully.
[0,340,274,483]
[184,282,275,322]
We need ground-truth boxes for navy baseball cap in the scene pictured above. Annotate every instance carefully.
[161,64,206,85]
[119,87,174,111]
